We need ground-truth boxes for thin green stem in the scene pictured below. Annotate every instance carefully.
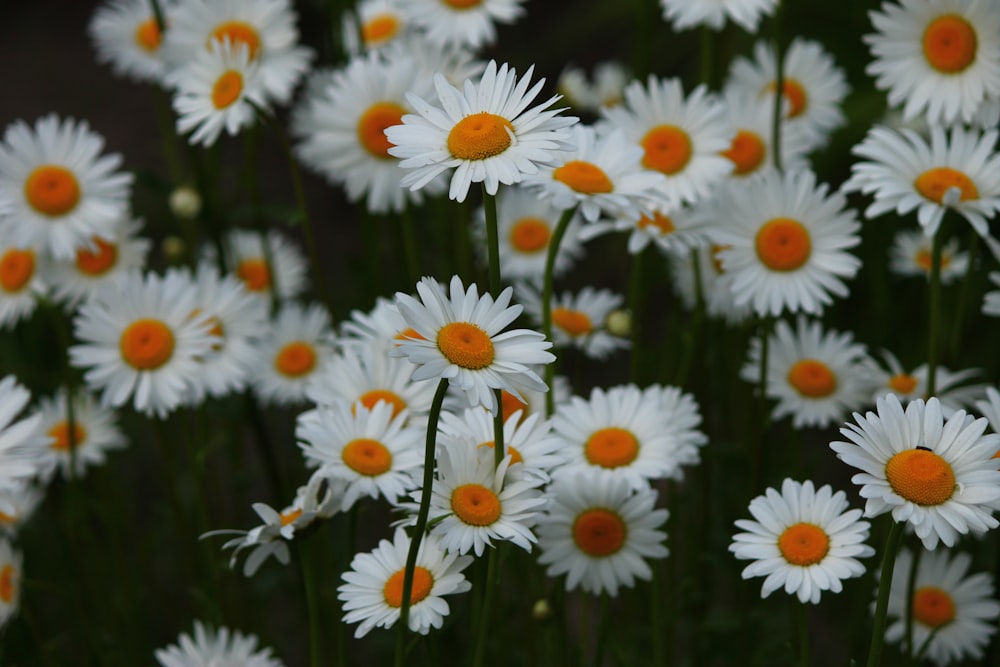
[481,186,506,468]
[296,543,323,667]
[542,206,580,417]
[750,317,773,493]
[925,226,944,398]
[594,594,611,667]
[914,626,942,662]
[867,521,905,667]
[650,564,665,666]
[674,248,706,387]
[903,545,922,665]
[471,546,500,667]
[770,0,785,172]
[400,204,422,288]
[628,247,646,384]
[796,600,809,667]
[949,229,978,359]
[147,0,166,32]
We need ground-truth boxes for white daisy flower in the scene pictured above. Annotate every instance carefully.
[88,0,172,84]
[251,302,337,406]
[669,243,754,325]
[602,76,732,205]
[392,275,555,414]
[34,389,126,482]
[843,124,1000,239]
[404,0,526,48]
[221,229,309,301]
[342,0,412,55]
[0,240,46,330]
[660,0,777,32]
[551,385,686,489]
[830,394,1000,550]
[579,197,709,256]
[518,285,630,360]
[730,478,874,604]
[889,228,968,283]
[741,316,875,429]
[865,0,1000,126]
[643,384,708,471]
[536,469,669,596]
[340,296,416,348]
[0,376,49,490]
[711,169,862,317]
[984,271,1000,317]
[557,61,630,113]
[69,270,218,418]
[155,621,284,667]
[0,539,22,629]
[883,548,1000,665]
[385,59,578,203]
[338,527,472,638]
[497,372,572,425]
[718,90,813,178]
[869,349,987,417]
[974,386,1000,436]
[0,483,42,536]
[0,115,133,260]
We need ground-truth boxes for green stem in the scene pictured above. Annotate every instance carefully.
[751,317,773,494]
[867,521,905,667]
[770,0,785,172]
[913,625,942,662]
[925,226,944,398]
[651,564,665,666]
[594,594,611,667]
[628,246,646,384]
[481,186,506,468]
[297,543,323,667]
[400,204,422,288]
[949,229,978,359]
[903,545,922,665]
[147,0,166,31]
[542,206,579,417]
[471,546,500,667]
[674,248,706,387]
[797,600,809,667]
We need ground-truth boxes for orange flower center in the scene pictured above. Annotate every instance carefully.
[451,483,501,526]
[24,165,81,217]
[0,565,15,604]
[638,211,675,234]
[913,586,957,628]
[274,341,317,377]
[777,522,829,566]
[888,373,919,395]
[280,508,302,526]
[478,440,524,465]
[500,390,528,424]
[767,79,808,118]
[134,18,162,52]
[210,21,262,59]
[236,258,270,291]
[553,160,614,194]
[357,389,407,419]
[508,217,550,253]
[383,566,433,608]
[362,14,400,45]
[357,102,406,159]
[914,167,978,204]
[442,0,483,8]
[48,421,87,452]
[721,130,766,175]
[212,70,243,110]
[641,125,692,175]
[75,237,118,275]
[922,14,977,73]
[585,427,639,468]
[437,322,494,369]
[886,449,955,505]
[755,217,811,271]
[0,249,34,292]
[342,438,393,476]
[915,248,951,272]
[119,318,175,370]
[787,359,837,398]
[552,307,593,337]
[710,244,730,275]
[447,112,514,161]
[572,508,627,557]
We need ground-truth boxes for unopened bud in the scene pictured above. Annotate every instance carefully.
[605,309,632,337]
[161,235,186,262]
[169,186,202,220]
[531,598,552,621]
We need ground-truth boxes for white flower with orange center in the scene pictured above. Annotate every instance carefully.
[557,61,631,113]
[33,389,126,482]
[660,0,777,31]
[392,275,555,414]
[221,229,309,301]
[717,90,812,179]
[536,470,668,597]
[0,240,46,330]
[551,384,687,490]
[742,317,875,429]
[603,76,732,206]
[519,285,629,361]
[0,483,42,536]
[404,0,526,48]
[580,197,709,256]
[869,349,987,418]
[844,124,1000,240]
[881,548,1000,665]
[730,478,874,605]
[338,527,472,638]
[155,621,284,667]
[831,394,1000,550]
[340,296,419,348]
[711,169,862,317]
[866,0,1000,125]
[0,115,133,261]
[162,0,313,105]
[88,0,172,84]
[889,228,968,284]
[0,376,50,489]
[669,243,754,325]
[0,539,22,628]
[251,302,336,406]
[342,0,411,54]
[385,59,577,203]
[643,384,708,475]
[292,51,443,214]
[69,270,219,418]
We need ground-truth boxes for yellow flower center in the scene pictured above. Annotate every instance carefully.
[75,237,118,276]
[362,14,400,45]
[0,564,15,604]
[236,258,270,291]
[451,483,501,526]
[134,18,162,52]
[888,373,919,395]
[923,14,977,73]
[787,359,837,398]
[211,70,243,110]
[641,125,692,175]
[553,160,614,194]
[572,508,627,556]
[383,566,433,608]
[209,21,262,59]
[0,249,35,293]
[24,165,81,217]
[437,322,494,369]
[585,427,639,469]
[48,421,87,452]
[914,167,979,204]
[638,212,675,234]
[886,449,956,505]
[442,0,483,8]
[500,390,528,424]
[766,79,808,118]
[913,586,957,628]
[357,102,406,159]
[721,130,766,175]
[755,217,811,271]
[274,341,317,378]
[342,438,393,476]
[447,112,514,160]
[552,307,593,337]
[357,389,407,419]
[119,318,176,370]
[508,217,550,253]
[478,440,524,465]
[777,522,829,566]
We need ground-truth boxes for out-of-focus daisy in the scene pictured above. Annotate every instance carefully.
[386,60,577,203]
[0,483,42,536]
[166,39,267,147]
[882,548,1000,665]
[844,124,1000,239]
[831,394,1000,549]
[404,0,526,48]
[865,0,1000,125]
[524,124,666,223]
[868,349,987,417]
[162,0,312,106]
[69,270,218,418]
[718,90,812,178]
[497,373,572,424]
[519,285,629,360]
[536,469,668,596]
[340,297,415,348]
[643,384,708,472]
[742,317,875,429]
[670,243,754,325]
[889,228,968,283]
[338,527,472,638]
[251,302,336,406]
[661,0,777,32]
[725,38,849,151]
[221,229,309,301]
[0,115,132,261]
[551,385,685,489]
[34,389,126,482]
[0,539,22,629]
[155,621,284,667]
[88,0,172,84]
[603,76,732,205]
[342,0,411,55]
[974,386,1000,435]
[393,275,555,414]
[984,271,1000,317]
[0,240,46,330]
[0,376,49,490]
[579,198,709,256]
[730,478,873,604]
[557,61,630,113]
